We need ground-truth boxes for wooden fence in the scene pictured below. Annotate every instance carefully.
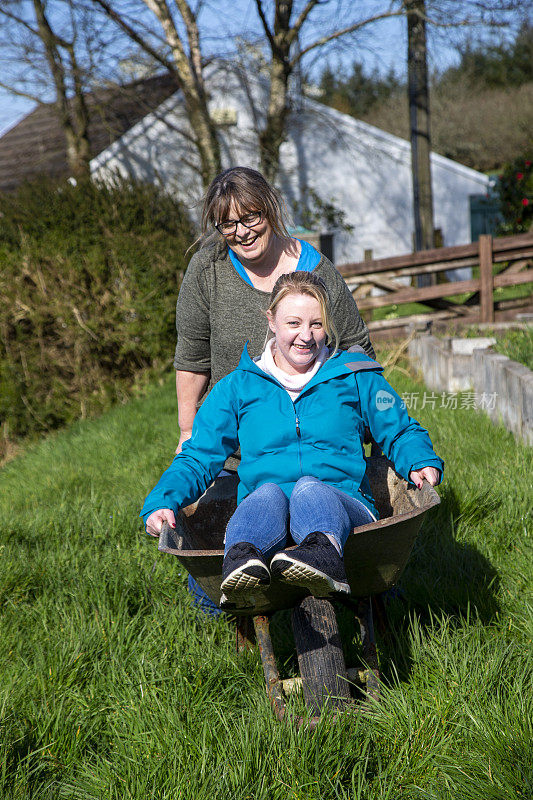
[338,232,533,336]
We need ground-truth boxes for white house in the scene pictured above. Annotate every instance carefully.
[90,64,490,266]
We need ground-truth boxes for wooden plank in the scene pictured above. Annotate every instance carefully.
[367,309,473,331]
[346,250,533,285]
[357,277,480,310]
[494,302,533,322]
[492,231,533,257]
[339,242,479,275]
[479,235,494,323]
[355,268,533,311]
[501,259,531,274]
[493,268,533,289]
[345,258,480,285]
[338,232,533,279]
[495,296,533,311]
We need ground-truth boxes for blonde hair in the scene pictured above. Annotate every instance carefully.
[201,167,291,242]
[267,271,339,354]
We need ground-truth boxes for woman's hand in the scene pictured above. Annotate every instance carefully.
[409,466,440,489]
[145,508,176,537]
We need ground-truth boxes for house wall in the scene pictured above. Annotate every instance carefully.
[90,65,490,267]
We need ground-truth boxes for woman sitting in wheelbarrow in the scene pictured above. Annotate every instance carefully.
[141,272,443,610]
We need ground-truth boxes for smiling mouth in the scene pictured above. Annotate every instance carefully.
[237,234,259,247]
[293,343,315,351]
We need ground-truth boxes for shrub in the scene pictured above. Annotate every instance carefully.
[496,155,533,234]
[0,176,194,459]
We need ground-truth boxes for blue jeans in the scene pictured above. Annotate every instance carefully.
[224,476,375,558]
[189,477,375,617]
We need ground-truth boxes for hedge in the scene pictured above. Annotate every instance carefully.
[0,176,194,460]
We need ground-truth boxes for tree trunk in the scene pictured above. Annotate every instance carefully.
[259,57,291,184]
[185,94,222,189]
[143,0,221,187]
[33,0,91,179]
[64,125,91,179]
[407,0,435,286]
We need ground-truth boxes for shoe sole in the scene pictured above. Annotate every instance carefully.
[271,554,350,596]
[219,592,255,611]
[220,560,270,593]
[220,560,270,609]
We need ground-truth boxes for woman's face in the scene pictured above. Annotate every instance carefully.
[267,292,326,375]
[217,199,274,264]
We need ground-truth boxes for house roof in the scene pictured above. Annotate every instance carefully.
[0,73,178,193]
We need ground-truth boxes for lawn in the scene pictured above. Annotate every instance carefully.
[455,326,533,371]
[0,362,531,799]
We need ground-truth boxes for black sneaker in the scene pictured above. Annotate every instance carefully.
[270,532,350,596]
[220,542,270,609]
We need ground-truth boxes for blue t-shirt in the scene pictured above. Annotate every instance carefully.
[228,239,321,287]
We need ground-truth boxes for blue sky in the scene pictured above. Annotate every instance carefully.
[0,1,513,137]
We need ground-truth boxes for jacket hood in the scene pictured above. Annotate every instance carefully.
[236,343,383,388]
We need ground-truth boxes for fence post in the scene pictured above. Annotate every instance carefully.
[479,234,494,323]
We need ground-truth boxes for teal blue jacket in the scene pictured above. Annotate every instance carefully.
[140,349,443,523]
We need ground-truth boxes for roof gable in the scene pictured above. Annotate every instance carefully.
[0,73,178,192]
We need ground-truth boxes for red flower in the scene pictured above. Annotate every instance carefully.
[525,161,531,167]
[522,198,530,206]
[516,172,524,180]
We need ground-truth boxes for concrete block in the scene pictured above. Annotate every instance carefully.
[501,361,531,432]
[449,353,474,392]
[520,373,533,445]
[480,354,509,424]
[408,333,533,446]
[423,339,441,391]
[451,337,496,355]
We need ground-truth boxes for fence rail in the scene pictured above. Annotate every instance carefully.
[338,232,533,334]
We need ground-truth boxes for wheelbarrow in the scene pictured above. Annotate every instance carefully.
[156,455,440,726]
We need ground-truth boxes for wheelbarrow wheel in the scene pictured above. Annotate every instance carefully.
[291,595,352,716]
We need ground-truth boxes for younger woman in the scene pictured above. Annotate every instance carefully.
[142,272,442,609]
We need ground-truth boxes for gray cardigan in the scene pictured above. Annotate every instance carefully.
[174,241,375,391]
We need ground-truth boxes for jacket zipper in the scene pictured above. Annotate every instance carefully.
[294,406,303,475]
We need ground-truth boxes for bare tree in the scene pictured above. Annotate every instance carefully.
[87,1,409,186]
[253,1,405,182]
[0,0,113,177]
[406,0,434,270]
[406,0,529,261]
[91,0,221,186]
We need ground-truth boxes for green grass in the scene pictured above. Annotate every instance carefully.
[0,366,532,799]
[456,326,533,371]
[493,328,533,370]
[434,325,533,371]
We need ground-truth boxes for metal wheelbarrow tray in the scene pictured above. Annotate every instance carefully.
[156,455,440,725]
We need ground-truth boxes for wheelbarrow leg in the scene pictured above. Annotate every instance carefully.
[292,596,352,716]
[252,614,287,722]
[356,597,380,701]
[235,615,256,652]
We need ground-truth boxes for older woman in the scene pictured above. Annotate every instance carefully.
[174,166,374,456]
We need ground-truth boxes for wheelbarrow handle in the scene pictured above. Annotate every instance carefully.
[158,520,183,552]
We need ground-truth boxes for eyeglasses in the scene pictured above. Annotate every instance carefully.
[214,211,262,236]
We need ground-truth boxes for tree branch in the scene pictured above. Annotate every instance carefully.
[90,0,177,74]
[142,0,191,79]
[291,8,405,66]
[286,0,322,46]
[0,7,40,38]
[254,0,276,51]
[0,80,41,105]
[175,0,202,83]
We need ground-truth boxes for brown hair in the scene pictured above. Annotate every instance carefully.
[201,167,291,241]
[267,271,339,354]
